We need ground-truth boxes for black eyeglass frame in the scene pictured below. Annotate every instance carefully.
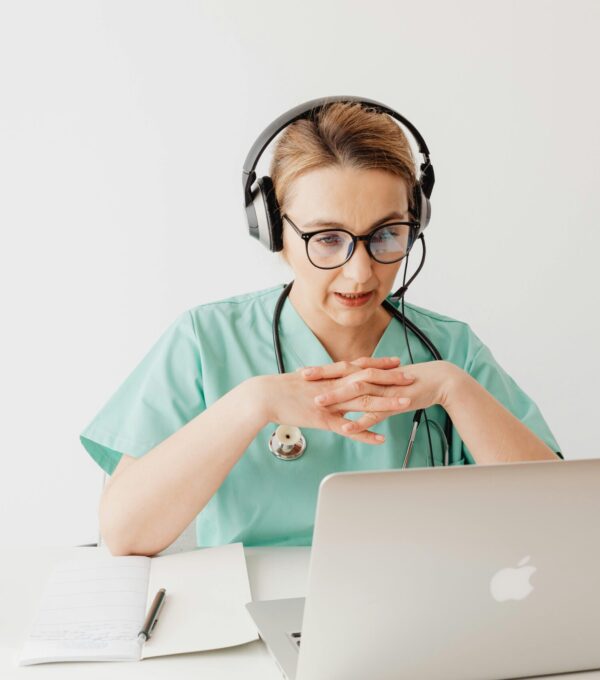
[281,213,420,270]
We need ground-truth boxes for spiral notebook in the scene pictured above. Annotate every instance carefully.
[18,542,258,665]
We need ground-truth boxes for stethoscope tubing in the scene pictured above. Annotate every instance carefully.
[271,281,453,466]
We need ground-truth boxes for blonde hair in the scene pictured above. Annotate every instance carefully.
[269,101,418,215]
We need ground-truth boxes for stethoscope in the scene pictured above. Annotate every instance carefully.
[268,279,453,467]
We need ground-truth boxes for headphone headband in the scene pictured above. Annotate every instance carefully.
[242,95,432,207]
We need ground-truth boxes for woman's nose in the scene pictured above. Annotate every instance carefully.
[342,240,373,284]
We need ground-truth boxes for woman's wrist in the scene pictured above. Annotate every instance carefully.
[240,374,277,428]
[436,361,472,410]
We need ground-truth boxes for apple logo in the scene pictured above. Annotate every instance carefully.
[490,556,537,602]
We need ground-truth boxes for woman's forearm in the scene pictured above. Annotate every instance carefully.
[441,368,561,465]
[99,376,269,556]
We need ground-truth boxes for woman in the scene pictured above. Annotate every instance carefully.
[80,99,562,557]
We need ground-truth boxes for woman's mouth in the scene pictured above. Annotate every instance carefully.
[333,291,374,307]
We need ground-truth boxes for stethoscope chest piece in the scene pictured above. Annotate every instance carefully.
[269,424,307,460]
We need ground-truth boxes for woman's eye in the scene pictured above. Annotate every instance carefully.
[315,235,343,246]
[372,232,392,245]
[372,226,405,246]
[376,227,399,240]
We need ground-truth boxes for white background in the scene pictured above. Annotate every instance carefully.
[1,0,598,547]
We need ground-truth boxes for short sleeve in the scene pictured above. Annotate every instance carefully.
[453,333,563,464]
[79,310,206,475]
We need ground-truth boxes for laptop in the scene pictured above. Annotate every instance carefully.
[246,457,600,680]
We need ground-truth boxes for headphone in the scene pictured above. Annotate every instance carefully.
[242,95,436,251]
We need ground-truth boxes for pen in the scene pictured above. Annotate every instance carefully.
[137,588,167,643]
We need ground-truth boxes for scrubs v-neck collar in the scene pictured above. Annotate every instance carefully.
[277,292,403,370]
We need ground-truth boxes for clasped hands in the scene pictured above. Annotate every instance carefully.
[292,356,460,445]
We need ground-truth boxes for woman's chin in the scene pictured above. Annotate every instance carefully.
[326,302,378,327]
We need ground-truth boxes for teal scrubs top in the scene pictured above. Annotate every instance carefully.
[80,284,562,547]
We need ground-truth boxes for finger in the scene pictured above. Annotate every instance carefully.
[338,422,387,445]
[301,357,400,381]
[326,395,411,413]
[314,375,414,407]
[344,430,386,445]
[352,366,417,386]
[341,411,393,433]
[329,416,386,445]
[350,356,401,369]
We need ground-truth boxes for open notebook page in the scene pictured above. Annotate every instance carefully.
[18,556,150,665]
[141,542,258,658]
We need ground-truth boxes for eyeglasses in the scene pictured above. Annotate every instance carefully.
[282,213,420,270]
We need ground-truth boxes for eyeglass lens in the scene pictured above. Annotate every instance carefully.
[307,224,412,268]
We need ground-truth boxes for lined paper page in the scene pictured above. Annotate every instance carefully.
[18,556,150,665]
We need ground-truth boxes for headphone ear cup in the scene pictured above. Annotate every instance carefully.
[419,161,435,200]
[412,183,431,235]
[252,176,283,252]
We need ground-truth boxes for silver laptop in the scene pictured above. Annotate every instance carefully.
[246,457,600,680]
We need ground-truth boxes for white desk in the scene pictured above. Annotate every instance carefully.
[1,546,599,679]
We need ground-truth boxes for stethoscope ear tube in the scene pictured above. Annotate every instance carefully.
[402,418,420,468]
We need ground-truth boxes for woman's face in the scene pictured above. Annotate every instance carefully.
[281,165,411,330]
